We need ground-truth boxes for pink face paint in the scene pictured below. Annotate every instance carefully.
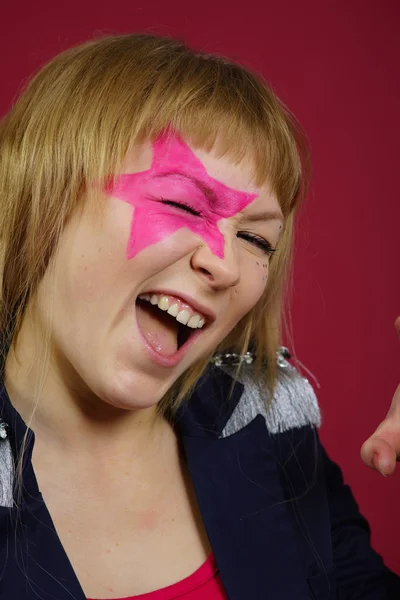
[109,132,257,259]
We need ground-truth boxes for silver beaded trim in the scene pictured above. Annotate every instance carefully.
[211,351,253,367]
[211,346,291,368]
[0,420,7,440]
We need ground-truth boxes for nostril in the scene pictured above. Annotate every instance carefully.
[199,267,212,276]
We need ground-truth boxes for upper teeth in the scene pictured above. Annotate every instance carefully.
[138,293,207,329]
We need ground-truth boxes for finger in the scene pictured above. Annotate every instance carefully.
[361,434,397,476]
[360,319,400,475]
[395,316,400,338]
[360,383,400,475]
[385,382,400,421]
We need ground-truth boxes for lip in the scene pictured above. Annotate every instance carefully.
[139,289,217,323]
[135,307,205,368]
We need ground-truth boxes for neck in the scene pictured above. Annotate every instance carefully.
[4,317,172,468]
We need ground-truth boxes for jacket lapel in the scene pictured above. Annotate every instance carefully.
[177,367,312,600]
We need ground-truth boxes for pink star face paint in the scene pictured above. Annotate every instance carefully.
[109,133,258,260]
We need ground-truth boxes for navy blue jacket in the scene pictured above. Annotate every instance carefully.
[0,356,399,599]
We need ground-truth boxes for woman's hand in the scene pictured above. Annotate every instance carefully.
[360,317,400,476]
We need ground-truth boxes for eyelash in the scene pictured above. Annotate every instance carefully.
[237,232,276,256]
[160,198,276,257]
[160,198,201,216]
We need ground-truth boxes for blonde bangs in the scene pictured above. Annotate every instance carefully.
[99,39,306,216]
[10,34,304,213]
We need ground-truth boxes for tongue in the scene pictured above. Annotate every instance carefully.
[136,302,179,356]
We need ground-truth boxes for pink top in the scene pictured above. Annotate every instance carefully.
[87,552,228,600]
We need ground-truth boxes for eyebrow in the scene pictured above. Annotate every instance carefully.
[155,171,284,223]
[241,210,284,223]
[154,171,218,204]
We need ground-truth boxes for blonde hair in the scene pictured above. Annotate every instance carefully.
[0,33,309,417]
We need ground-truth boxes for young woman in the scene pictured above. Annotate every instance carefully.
[0,34,398,600]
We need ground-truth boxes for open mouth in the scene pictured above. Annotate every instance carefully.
[135,293,208,358]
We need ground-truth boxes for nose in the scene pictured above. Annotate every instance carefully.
[190,225,240,290]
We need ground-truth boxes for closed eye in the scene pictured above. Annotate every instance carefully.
[238,232,276,256]
[159,198,275,256]
[160,198,201,216]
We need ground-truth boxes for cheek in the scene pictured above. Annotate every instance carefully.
[242,255,270,298]
[227,257,269,323]
[53,221,130,323]
[57,257,123,334]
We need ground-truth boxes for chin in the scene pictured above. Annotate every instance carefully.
[98,366,170,412]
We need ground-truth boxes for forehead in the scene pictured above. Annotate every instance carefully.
[120,134,281,214]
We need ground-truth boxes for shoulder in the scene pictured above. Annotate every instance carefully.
[214,348,322,437]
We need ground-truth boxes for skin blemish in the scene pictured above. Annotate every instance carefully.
[109,132,258,259]
[139,509,159,532]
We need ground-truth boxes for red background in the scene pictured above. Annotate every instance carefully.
[1,0,399,573]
